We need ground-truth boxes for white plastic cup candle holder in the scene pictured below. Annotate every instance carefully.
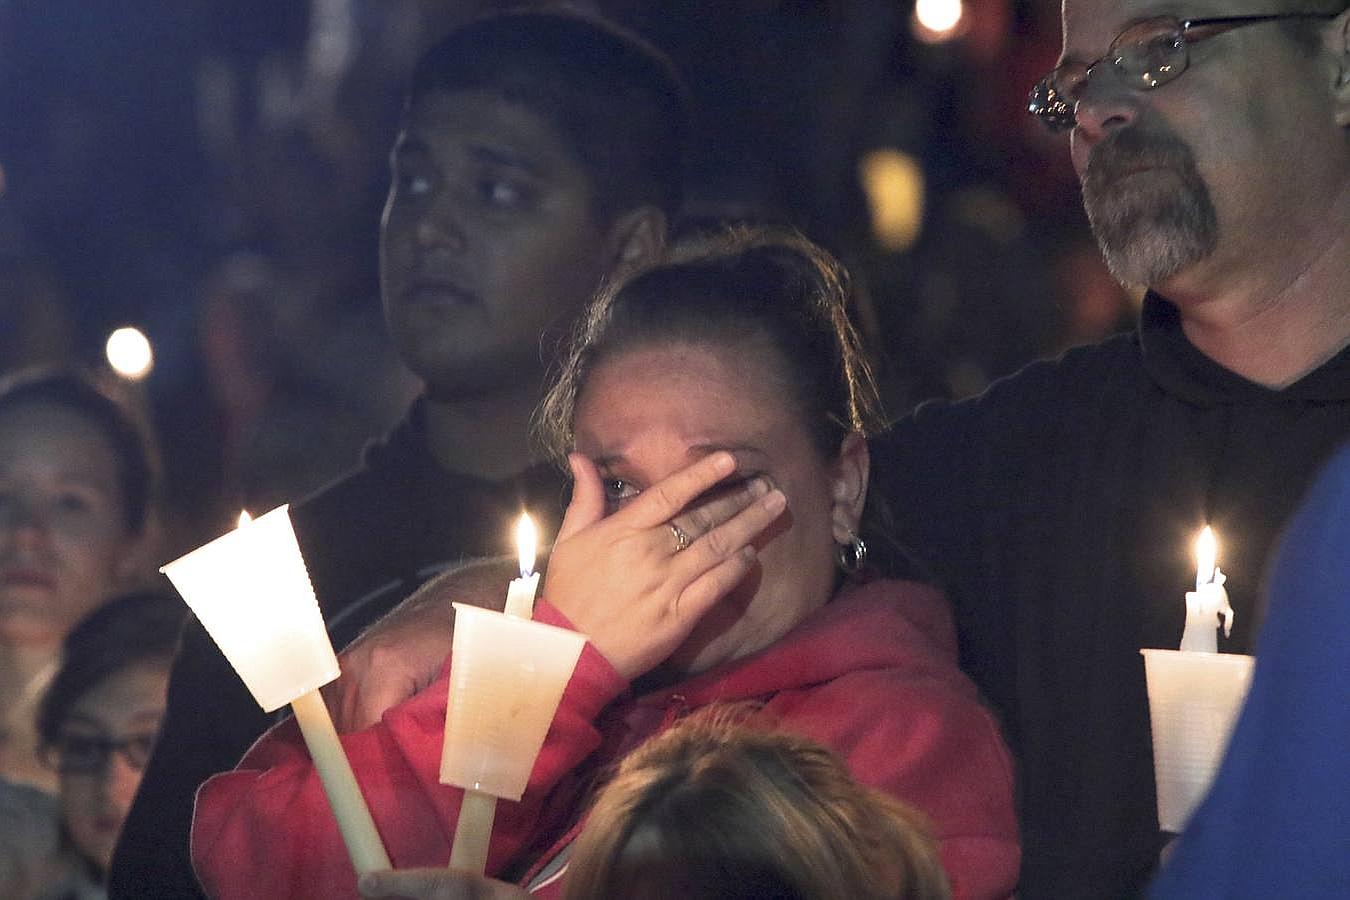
[441,603,587,800]
[1140,648,1255,833]
[160,505,338,711]
[163,505,390,875]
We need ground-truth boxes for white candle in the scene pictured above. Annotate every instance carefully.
[161,506,390,875]
[290,689,391,874]
[1179,526,1235,653]
[448,791,498,874]
[502,513,540,620]
[448,511,539,873]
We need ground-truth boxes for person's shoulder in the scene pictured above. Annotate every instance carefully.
[290,458,373,522]
[0,777,58,839]
[882,331,1141,458]
[0,777,60,886]
[980,330,1142,408]
[289,403,427,530]
[899,331,1139,421]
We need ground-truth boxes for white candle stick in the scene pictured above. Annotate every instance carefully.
[502,513,540,620]
[448,791,498,873]
[1179,526,1235,653]
[290,689,391,873]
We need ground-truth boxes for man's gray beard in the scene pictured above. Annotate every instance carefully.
[1081,129,1219,288]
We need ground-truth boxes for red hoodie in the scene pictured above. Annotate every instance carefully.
[192,580,1019,898]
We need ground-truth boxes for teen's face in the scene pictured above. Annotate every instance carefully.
[57,663,169,874]
[380,89,615,397]
[1063,0,1345,293]
[0,404,135,644]
[573,341,865,677]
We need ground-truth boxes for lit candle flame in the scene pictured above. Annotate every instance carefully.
[515,513,537,578]
[238,510,253,528]
[1195,526,1217,591]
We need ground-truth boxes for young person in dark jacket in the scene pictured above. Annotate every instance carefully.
[870,1,1350,895]
[109,11,689,898]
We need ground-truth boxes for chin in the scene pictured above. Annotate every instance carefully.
[0,610,66,645]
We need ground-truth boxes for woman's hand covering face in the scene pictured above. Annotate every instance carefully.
[543,451,786,682]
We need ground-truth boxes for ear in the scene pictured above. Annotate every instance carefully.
[602,205,668,274]
[828,432,870,544]
[1334,9,1350,128]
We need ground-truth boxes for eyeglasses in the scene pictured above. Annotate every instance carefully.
[1027,12,1341,132]
[44,731,157,775]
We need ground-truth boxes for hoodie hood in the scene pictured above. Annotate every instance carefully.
[628,578,962,714]
[1139,293,1350,405]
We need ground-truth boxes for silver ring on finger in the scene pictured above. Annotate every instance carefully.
[669,521,691,553]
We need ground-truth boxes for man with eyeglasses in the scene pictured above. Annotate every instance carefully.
[871,1,1350,896]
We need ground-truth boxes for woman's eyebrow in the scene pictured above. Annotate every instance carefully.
[588,452,627,470]
[688,442,768,462]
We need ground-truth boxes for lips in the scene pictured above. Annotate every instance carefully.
[398,278,479,308]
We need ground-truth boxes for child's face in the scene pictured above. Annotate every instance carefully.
[56,662,169,874]
[0,403,135,643]
[380,88,616,397]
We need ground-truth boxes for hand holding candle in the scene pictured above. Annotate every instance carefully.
[161,506,390,875]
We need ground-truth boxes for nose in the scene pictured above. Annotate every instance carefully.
[0,497,50,545]
[1068,77,1142,177]
[1072,76,1141,144]
[102,752,144,815]
[413,196,468,255]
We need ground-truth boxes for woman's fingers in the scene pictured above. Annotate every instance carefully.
[542,452,787,682]
[621,450,737,528]
[668,476,772,550]
[676,545,760,621]
[556,453,607,542]
[675,487,786,580]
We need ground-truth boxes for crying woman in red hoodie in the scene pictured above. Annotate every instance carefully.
[191,229,1020,900]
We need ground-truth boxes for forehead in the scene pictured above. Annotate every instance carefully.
[1059,0,1266,52]
[65,664,169,731]
[0,402,121,473]
[575,341,795,445]
[396,89,590,178]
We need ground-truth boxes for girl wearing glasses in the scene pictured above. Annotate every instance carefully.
[1,591,183,900]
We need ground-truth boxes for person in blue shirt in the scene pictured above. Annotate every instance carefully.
[1150,442,1350,899]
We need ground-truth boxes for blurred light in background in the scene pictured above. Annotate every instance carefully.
[859,149,925,251]
[913,0,966,43]
[105,326,155,381]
